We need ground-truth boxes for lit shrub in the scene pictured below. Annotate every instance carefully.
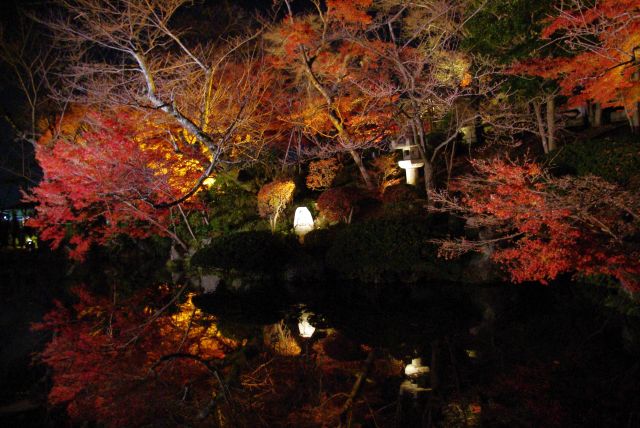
[370,153,402,191]
[381,183,420,204]
[380,183,423,218]
[306,157,341,191]
[257,179,295,231]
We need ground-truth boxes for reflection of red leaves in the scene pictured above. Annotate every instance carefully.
[33,286,231,427]
[486,363,566,427]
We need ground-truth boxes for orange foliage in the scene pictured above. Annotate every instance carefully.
[257,179,296,230]
[326,0,372,26]
[306,157,341,191]
[510,0,640,112]
[25,112,204,259]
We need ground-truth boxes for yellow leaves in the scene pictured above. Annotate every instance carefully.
[433,51,471,85]
[166,293,238,360]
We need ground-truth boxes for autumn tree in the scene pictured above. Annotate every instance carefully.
[369,0,481,192]
[431,159,640,291]
[267,0,396,189]
[257,179,296,232]
[25,112,205,260]
[36,0,274,205]
[511,0,640,133]
[306,157,341,191]
[317,186,368,224]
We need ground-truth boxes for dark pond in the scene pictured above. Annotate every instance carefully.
[2,247,640,427]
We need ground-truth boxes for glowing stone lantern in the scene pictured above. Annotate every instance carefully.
[393,138,424,186]
[293,207,314,237]
[297,313,316,338]
[404,358,430,378]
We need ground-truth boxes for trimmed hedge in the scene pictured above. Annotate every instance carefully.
[325,218,464,282]
[191,231,298,273]
[552,137,640,186]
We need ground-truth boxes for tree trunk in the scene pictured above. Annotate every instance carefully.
[532,100,548,153]
[339,349,376,428]
[592,102,602,127]
[630,102,640,134]
[546,94,556,152]
[423,161,433,192]
[349,149,373,190]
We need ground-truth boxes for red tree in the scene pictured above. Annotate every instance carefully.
[510,0,640,130]
[25,112,205,259]
[267,0,396,188]
[432,159,640,291]
[317,186,369,224]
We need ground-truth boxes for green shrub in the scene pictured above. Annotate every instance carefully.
[190,171,260,238]
[302,225,343,256]
[325,218,462,282]
[191,231,298,273]
[551,137,640,186]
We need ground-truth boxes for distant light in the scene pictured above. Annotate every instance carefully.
[465,349,478,359]
[298,312,316,338]
[26,238,33,244]
[293,207,314,237]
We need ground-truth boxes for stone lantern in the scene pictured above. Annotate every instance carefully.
[293,206,314,237]
[393,138,424,186]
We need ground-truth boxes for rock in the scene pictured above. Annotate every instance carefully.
[200,274,221,293]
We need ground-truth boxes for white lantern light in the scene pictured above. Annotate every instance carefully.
[297,313,316,338]
[293,207,314,237]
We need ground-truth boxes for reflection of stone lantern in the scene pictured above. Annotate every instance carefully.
[393,138,424,186]
[293,207,314,238]
[298,312,315,362]
[297,313,316,338]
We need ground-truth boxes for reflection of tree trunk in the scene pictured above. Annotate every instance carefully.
[546,94,556,152]
[339,349,376,428]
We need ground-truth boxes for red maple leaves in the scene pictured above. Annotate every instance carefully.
[437,159,640,291]
[25,112,203,259]
[510,0,640,112]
